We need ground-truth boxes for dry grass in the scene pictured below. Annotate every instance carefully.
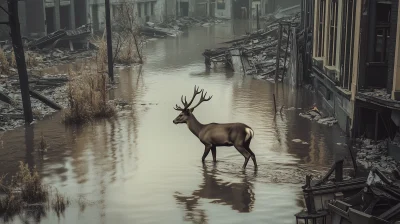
[0,49,40,74]
[0,162,72,220]
[25,51,41,68]
[0,48,10,74]
[38,132,48,152]
[62,41,116,124]
[0,162,49,218]
[114,38,142,65]
[10,52,16,68]
[51,190,70,217]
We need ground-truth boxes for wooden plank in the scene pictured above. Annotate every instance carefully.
[29,89,62,110]
[0,90,15,105]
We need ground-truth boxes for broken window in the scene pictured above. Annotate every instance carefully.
[145,2,148,16]
[217,0,225,10]
[138,3,142,18]
[339,0,356,90]
[327,0,338,66]
[151,2,155,16]
[373,3,391,62]
[313,0,326,58]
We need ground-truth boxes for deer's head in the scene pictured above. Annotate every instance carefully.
[173,86,212,124]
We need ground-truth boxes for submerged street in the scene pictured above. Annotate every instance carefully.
[0,20,352,224]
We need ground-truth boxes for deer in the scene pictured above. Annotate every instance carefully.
[173,86,257,169]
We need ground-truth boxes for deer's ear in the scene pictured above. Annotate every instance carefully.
[189,108,194,113]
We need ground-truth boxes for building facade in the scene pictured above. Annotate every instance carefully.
[352,0,400,142]
[89,0,165,33]
[298,0,362,135]
[299,0,400,161]
[0,0,89,40]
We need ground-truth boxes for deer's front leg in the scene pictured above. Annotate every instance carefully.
[202,145,212,162]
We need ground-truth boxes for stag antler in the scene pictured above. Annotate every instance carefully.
[190,90,213,110]
[174,85,203,111]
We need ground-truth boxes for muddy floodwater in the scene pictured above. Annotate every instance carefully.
[0,21,352,224]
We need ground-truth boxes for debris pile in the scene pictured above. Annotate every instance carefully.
[359,88,392,101]
[202,9,300,82]
[0,73,69,131]
[141,17,225,38]
[159,16,225,29]
[355,138,399,173]
[0,24,96,74]
[298,106,338,126]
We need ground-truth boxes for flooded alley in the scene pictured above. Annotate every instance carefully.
[0,21,352,224]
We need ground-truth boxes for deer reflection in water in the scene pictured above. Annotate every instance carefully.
[174,163,255,223]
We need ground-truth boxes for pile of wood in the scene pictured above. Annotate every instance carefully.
[202,11,300,82]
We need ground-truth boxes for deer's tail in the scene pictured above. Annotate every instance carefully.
[244,128,254,142]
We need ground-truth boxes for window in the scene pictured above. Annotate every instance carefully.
[151,2,155,16]
[138,3,142,17]
[373,3,391,62]
[327,0,338,66]
[217,0,225,9]
[314,0,326,58]
[144,2,148,16]
[339,0,357,90]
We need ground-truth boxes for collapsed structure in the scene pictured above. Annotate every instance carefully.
[202,6,300,82]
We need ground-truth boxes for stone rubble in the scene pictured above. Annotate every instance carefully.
[360,88,391,100]
[202,9,300,83]
[0,73,69,132]
[141,17,226,38]
[158,16,225,30]
[298,108,338,127]
[355,138,399,174]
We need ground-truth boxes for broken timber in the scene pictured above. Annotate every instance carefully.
[0,90,15,105]
[202,10,299,81]
[29,90,62,110]
[0,89,62,111]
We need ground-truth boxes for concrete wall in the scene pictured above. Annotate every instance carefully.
[0,0,25,40]
[312,71,352,134]
[138,0,165,23]
[89,0,165,32]
[165,0,177,18]
[215,0,231,19]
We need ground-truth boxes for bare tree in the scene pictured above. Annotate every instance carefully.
[112,2,144,64]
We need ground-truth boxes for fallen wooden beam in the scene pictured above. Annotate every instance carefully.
[0,90,15,105]
[29,89,62,110]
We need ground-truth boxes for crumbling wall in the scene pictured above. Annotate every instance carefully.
[165,0,177,18]
[215,0,231,19]
[154,0,165,23]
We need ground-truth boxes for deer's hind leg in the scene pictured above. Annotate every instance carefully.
[244,141,257,168]
[211,146,217,162]
[234,145,251,169]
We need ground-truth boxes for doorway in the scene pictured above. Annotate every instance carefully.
[92,5,99,32]
[232,0,250,19]
[60,5,70,30]
[45,7,55,33]
[180,2,189,17]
